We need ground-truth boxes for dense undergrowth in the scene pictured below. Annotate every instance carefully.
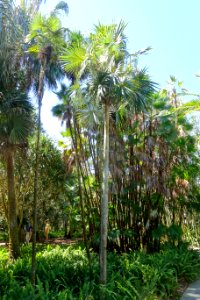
[0,244,200,299]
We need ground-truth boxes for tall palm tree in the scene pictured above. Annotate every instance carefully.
[88,23,140,285]
[26,5,67,284]
[60,22,155,285]
[0,0,35,259]
[0,90,34,259]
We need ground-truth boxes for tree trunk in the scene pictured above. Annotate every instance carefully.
[31,63,44,285]
[69,116,91,264]
[6,149,20,259]
[100,103,109,285]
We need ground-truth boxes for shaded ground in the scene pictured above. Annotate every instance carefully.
[0,237,82,247]
[46,237,82,245]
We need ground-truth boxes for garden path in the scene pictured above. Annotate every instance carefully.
[181,278,200,299]
[0,238,82,247]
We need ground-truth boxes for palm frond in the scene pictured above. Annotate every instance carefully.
[0,91,34,147]
[174,99,200,115]
[61,46,86,74]
[53,1,69,15]
[52,103,67,118]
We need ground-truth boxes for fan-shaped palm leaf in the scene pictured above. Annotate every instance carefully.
[53,1,69,15]
[0,91,34,147]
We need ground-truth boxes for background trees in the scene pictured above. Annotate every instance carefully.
[14,134,68,231]
[0,1,200,293]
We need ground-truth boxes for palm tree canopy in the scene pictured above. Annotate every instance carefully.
[53,1,69,16]
[18,0,45,17]
[61,22,156,111]
[26,12,67,96]
[0,91,34,147]
[0,0,23,87]
[27,11,67,56]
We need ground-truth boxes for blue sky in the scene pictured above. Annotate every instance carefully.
[40,0,200,140]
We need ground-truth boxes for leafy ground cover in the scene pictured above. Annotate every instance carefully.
[0,244,200,299]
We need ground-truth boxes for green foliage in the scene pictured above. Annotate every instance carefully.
[0,247,8,267]
[12,134,69,233]
[0,245,200,299]
[0,231,8,242]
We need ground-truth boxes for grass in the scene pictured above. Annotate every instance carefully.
[0,243,200,299]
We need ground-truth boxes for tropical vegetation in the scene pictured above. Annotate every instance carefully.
[0,0,200,299]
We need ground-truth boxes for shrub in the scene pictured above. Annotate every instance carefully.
[0,245,200,299]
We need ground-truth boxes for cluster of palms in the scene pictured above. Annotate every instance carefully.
[54,19,200,286]
[54,21,158,283]
[1,0,200,289]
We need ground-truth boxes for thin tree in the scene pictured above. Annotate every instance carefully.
[26,5,67,284]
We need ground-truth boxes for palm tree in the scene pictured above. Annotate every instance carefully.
[26,5,67,284]
[88,23,140,285]
[0,0,35,259]
[0,90,33,259]
[60,22,155,285]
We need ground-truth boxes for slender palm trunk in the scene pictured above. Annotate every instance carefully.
[100,103,109,285]
[6,149,20,259]
[68,117,91,264]
[31,64,44,285]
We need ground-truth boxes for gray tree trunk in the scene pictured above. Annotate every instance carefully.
[31,63,45,285]
[100,103,109,285]
[6,149,20,259]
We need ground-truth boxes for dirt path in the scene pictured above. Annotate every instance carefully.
[47,237,82,245]
[0,238,82,247]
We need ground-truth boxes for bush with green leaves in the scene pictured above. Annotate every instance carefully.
[0,244,200,299]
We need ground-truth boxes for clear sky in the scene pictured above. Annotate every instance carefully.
[39,0,200,140]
